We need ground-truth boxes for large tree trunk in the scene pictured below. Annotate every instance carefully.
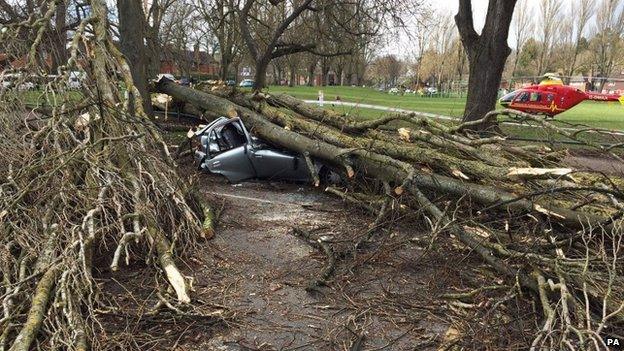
[220,56,231,81]
[336,66,344,86]
[117,0,153,116]
[455,0,516,128]
[289,64,296,87]
[50,2,67,72]
[307,64,315,86]
[145,26,161,78]
[463,49,508,125]
[254,57,270,89]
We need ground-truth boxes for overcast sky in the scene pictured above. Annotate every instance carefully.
[382,0,532,58]
[429,0,490,29]
[386,0,624,59]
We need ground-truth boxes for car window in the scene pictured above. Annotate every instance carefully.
[209,122,248,156]
[219,123,246,149]
[208,130,220,155]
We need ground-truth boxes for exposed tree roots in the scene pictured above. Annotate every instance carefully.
[0,2,212,350]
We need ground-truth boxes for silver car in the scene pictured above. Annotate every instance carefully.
[195,117,334,183]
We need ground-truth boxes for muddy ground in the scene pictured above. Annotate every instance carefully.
[95,162,535,350]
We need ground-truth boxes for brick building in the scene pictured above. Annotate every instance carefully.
[160,48,220,78]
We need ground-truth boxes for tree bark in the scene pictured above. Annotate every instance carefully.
[50,2,67,72]
[289,63,296,87]
[336,66,343,86]
[254,57,270,90]
[220,56,231,81]
[307,63,315,86]
[8,267,58,351]
[117,0,153,116]
[455,0,516,128]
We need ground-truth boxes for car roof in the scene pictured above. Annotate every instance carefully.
[195,117,228,136]
[194,116,247,137]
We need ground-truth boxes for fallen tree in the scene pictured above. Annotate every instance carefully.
[157,80,624,349]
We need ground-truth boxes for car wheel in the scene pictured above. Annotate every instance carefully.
[318,166,342,185]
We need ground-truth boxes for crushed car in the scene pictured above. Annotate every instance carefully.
[194,116,339,183]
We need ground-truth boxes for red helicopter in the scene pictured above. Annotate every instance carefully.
[499,74,624,117]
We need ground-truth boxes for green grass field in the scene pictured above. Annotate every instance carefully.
[267,85,624,131]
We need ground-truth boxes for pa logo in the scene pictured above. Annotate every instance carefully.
[606,337,622,349]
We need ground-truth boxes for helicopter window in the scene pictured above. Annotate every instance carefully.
[546,93,554,102]
[517,92,530,102]
[500,91,518,103]
[529,92,541,102]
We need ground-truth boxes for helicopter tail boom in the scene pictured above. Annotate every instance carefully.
[586,92,622,103]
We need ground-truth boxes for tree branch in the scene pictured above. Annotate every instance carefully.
[239,0,259,60]
[268,0,314,51]
[454,0,480,53]
[271,43,316,59]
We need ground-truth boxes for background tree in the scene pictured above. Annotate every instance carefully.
[195,0,242,81]
[429,13,457,91]
[403,9,466,93]
[159,0,200,77]
[144,0,179,78]
[238,0,316,89]
[237,0,418,89]
[455,0,517,126]
[590,0,624,91]
[510,0,532,78]
[118,0,153,115]
[515,38,540,77]
[559,0,594,82]
[410,26,432,88]
[535,0,562,75]
[367,54,404,89]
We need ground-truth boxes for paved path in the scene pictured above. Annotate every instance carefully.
[303,100,456,121]
[303,100,624,137]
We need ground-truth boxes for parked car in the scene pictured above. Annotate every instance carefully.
[157,73,176,82]
[194,117,338,183]
[239,79,255,88]
[0,73,35,91]
[225,79,236,86]
[1,74,13,90]
[388,87,399,95]
[178,77,191,86]
[425,87,438,95]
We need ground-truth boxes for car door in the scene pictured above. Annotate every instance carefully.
[248,148,312,182]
